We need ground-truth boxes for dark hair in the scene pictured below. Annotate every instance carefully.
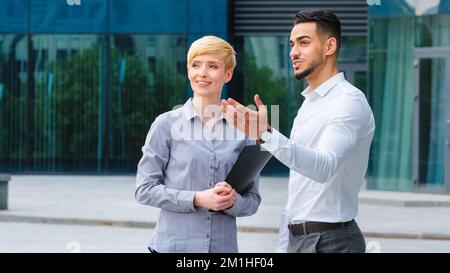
[294,10,341,54]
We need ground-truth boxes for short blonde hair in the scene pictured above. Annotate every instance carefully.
[187,36,237,70]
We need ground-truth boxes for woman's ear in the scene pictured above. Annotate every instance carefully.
[224,68,234,83]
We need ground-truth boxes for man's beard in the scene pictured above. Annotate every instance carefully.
[294,59,324,80]
[295,67,314,80]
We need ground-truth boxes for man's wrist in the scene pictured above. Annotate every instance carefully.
[257,125,272,144]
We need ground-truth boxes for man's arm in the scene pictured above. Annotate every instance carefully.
[221,95,371,182]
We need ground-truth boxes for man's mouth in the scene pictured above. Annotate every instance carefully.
[292,60,304,69]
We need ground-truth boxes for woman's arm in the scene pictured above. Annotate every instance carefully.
[223,174,261,217]
[135,115,197,213]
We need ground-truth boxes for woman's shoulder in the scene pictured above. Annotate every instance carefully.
[150,106,185,131]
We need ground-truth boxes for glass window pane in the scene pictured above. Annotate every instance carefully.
[339,36,367,63]
[368,1,414,17]
[418,58,446,186]
[416,14,450,48]
[30,0,106,33]
[31,34,100,172]
[1,33,188,173]
[110,0,188,33]
[0,0,28,33]
[367,15,417,191]
[366,50,414,191]
[109,34,187,172]
[0,34,28,171]
[354,71,367,93]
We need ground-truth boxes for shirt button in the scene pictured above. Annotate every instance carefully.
[206,234,210,238]
[207,216,211,221]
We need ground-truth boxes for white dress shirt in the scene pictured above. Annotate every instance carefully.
[261,73,375,252]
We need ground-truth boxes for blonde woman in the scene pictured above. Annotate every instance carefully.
[136,36,261,253]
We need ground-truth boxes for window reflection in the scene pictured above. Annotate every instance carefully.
[0,34,187,173]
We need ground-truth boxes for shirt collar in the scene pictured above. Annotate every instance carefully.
[301,72,345,99]
[183,98,225,121]
[183,98,197,121]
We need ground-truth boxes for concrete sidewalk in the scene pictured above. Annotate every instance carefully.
[1,175,450,241]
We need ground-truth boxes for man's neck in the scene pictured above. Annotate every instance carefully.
[306,62,340,91]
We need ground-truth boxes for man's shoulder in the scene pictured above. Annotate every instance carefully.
[334,81,371,108]
[330,81,374,125]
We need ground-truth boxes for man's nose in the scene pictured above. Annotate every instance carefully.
[290,46,299,59]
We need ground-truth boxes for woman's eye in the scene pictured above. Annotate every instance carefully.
[209,65,218,69]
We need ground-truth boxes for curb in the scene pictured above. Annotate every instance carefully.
[359,198,450,207]
[1,214,450,241]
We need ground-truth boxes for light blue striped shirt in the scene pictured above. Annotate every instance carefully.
[135,99,261,253]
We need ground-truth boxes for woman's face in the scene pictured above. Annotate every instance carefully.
[188,54,233,98]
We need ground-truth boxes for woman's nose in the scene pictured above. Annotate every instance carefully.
[198,66,207,77]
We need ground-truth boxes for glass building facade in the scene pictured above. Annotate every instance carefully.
[0,0,227,173]
[1,0,367,176]
[367,0,450,193]
[6,0,446,195]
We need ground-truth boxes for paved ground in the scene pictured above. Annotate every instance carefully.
[1,222,450,253]
[1,175,450,252]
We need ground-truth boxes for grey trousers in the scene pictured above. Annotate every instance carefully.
[287,220,366,253]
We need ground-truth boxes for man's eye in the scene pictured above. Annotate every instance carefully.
[192,63,199,67]
[209,65,218,69]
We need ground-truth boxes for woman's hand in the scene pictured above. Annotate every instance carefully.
[194,181,237,211]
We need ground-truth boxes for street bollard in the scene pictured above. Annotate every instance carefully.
[0,174,10,210]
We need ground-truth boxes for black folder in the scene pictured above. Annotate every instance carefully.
[226,145,272,194]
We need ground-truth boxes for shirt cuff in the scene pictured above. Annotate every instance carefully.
[177,190,197,211]
[260,128,288,154]
[223,194,244,216]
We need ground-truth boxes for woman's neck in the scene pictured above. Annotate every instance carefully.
[192,95,221,125]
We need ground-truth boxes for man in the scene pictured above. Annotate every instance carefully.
[221,10,375,253]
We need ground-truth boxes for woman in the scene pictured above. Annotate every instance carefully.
[135,36,261,253]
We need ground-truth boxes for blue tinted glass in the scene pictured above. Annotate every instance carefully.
[110,0,227,34]
[30,0,106,33]
[368,0,415,17]
[369,1,450,17]
[0,0,28,33]
[110,0,188,33]
[188,0,227,34]
[439,1,450,14]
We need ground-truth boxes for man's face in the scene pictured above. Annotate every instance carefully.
[289,22,326,80]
